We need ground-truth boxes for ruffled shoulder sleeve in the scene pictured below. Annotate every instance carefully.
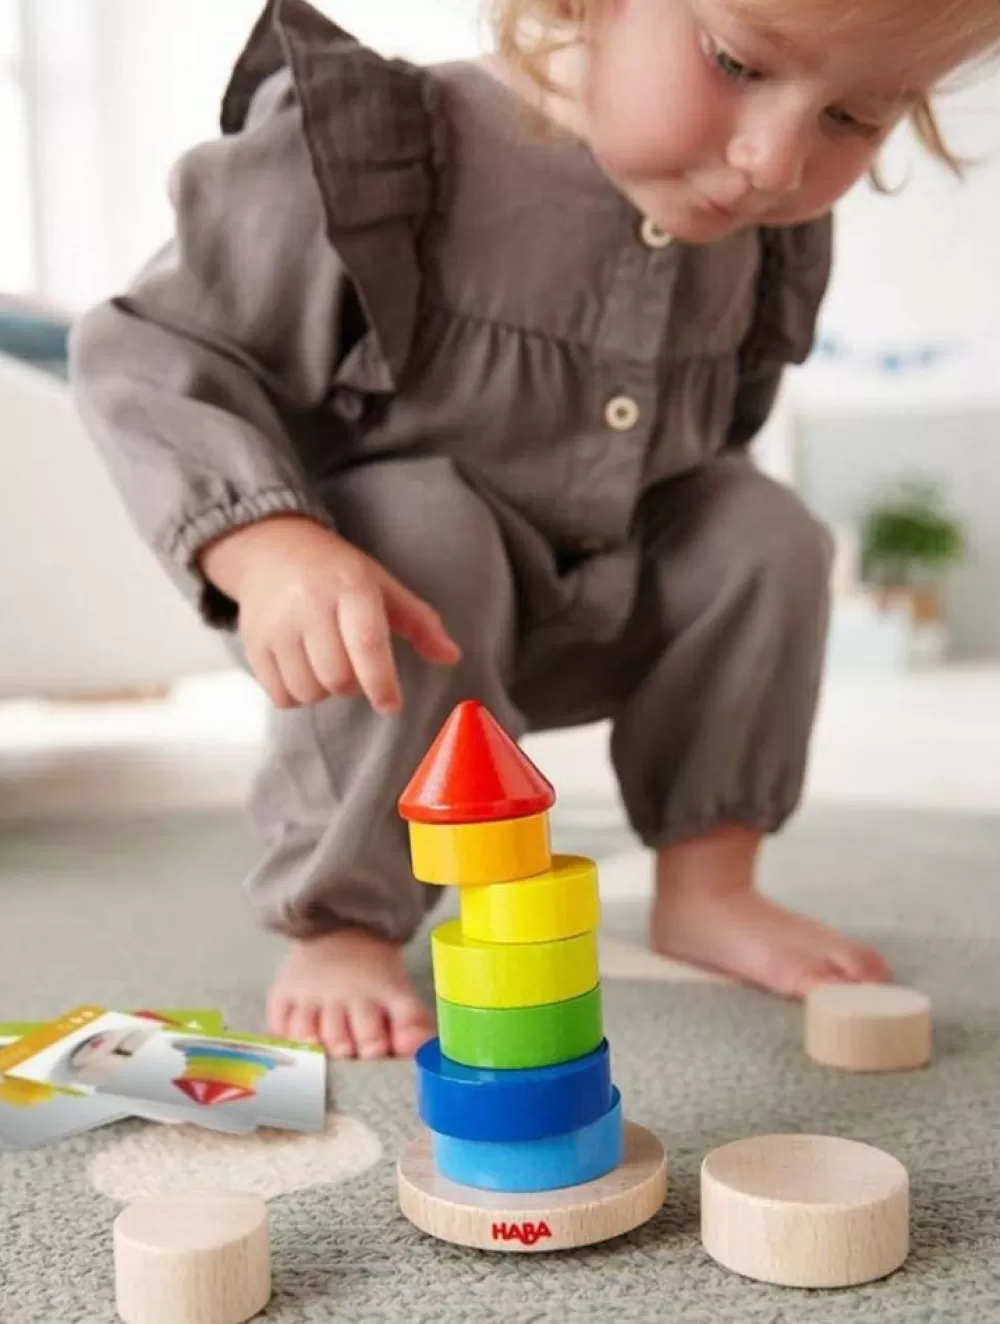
[727,215,833,447]
[749,216,833,365]
[68,0,449,632]
[221,0,449,390]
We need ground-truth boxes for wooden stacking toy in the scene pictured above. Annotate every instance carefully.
[396,701,667,1251]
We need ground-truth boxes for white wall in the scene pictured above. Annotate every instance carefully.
[98,0,487,295]
[794,66,1000,412]
[24,0,486,308]
[22,0,1000,418]
[0,0,36,292]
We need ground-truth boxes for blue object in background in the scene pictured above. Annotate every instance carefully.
[812,333,960,376]
[0,303,70,378]
[431,1087,623,1192]
[416,1037,613,1143]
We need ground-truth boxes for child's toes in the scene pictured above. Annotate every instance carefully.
[349,999,392,1060]
[388,997,435,1057]
[266,996,293,1042]
[784,958,847,1000]
[796,958,858,997]
[859,946,892,982]
[320,1005,354,1059]
[830,941,891,984]
[287,1002,322,1046]
[749,949,820,1000]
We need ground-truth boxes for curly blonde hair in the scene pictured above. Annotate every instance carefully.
[491,0,998,178]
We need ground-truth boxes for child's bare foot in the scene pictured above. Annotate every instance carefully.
[651,824,890,1000]
[267,929,435,1060]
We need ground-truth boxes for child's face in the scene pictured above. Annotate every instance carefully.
[583,0,972,241]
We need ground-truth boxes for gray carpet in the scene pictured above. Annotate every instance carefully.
[1,803,999,1322]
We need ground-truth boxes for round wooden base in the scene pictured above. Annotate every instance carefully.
[701,1134,909,1288]
[398,1121,666,1252]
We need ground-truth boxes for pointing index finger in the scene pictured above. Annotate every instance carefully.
[337,589,402,714]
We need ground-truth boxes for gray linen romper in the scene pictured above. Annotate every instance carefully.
[70,0,835,946]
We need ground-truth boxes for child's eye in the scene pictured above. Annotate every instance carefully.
[824,106,881,138]
[705,37,762,82]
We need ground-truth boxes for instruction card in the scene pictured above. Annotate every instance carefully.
[4,1006,326,1136]
[0,1009,226,1151]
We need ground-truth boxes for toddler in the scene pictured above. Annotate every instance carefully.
[71,0,998,1059]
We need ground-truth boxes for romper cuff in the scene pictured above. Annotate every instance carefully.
[163,485,337,629]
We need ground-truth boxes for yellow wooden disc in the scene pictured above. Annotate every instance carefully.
[431,919,598,1009]
[460,855,600,944]
[408,814,551,886]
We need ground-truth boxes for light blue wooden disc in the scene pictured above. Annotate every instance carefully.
[431,1088,623,1192]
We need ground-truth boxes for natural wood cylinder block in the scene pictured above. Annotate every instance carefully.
[113,1192,271,1324]
[701,1134,909,1288]
[805,983,932,1071]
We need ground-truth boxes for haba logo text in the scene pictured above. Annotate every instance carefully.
[492,1221,553,1246]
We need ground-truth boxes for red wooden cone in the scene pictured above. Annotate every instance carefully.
[172,1078,255,1106]
[398,700,555,825]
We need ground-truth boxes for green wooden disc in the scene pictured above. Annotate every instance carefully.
[437,985,604,1069]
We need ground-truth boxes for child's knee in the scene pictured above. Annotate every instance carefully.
[648,461,833,632]
[752,488,834,608]
[694,462,834,610]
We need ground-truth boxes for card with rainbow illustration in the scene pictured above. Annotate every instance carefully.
[0,1010,227,1151]
[0,1007,258,1137]
[0,1035,135,1151]
[4,1007,326,1135]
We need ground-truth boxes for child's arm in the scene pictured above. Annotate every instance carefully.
[70,89,339,630]
[70,79,459,712]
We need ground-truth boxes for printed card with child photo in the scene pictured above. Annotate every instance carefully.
[4,1007,326,1133]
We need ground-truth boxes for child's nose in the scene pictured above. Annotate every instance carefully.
[726,112,809,195]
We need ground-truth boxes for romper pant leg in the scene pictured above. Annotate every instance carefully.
[242,456,521,944]
[610,454,834,845]
[512,454,833,844]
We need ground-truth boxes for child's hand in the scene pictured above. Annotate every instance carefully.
[199,515,462,713]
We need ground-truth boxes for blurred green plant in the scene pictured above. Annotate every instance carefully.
[859,478,966,588]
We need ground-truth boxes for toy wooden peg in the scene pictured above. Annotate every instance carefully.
[805,982,933,1071]
[113,1191,270,1324]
